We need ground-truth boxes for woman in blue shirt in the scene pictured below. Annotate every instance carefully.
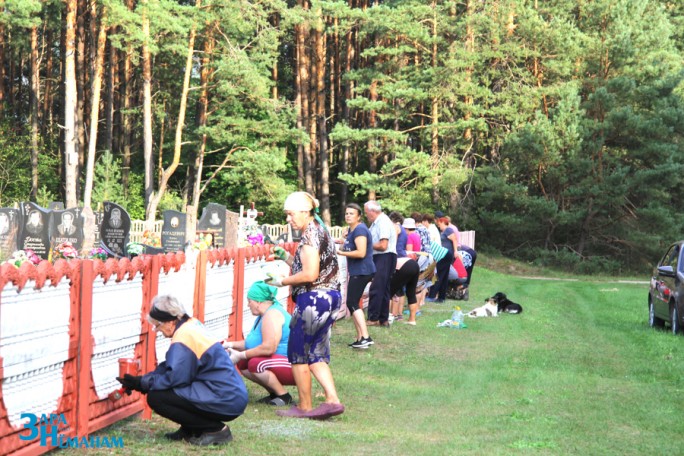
[337,203,376,349]
[225,281,294,406]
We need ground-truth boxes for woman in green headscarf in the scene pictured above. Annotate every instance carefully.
[224,281,295,406]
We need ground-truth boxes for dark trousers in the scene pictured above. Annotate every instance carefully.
[390,260,419,305]
[147,389,239,436]
[458,246,477,286]
[429,251,454,301]
[368,253,397,323]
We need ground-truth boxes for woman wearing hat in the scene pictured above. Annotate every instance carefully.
[224,281,294,406]
[116,295,248,446]
[268,191,344,420]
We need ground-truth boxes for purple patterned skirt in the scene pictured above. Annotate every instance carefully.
[287,289,341,365]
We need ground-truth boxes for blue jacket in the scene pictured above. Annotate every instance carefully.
[141,318,248,416]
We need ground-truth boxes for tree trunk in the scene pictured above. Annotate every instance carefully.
[430,0,440,204]
[30,26,40,201]
[83,11,108,208]
[76,0,87,198]
[295,23,305,188]
[105,37,118,154]
[42,27,55,133]
[296,0,313,194]
[313,8,330,224]
[146,0,198,222]
[271,14,279,99]
[122,0,135,196]
[190,31,215,215]
[64,0,79,208]
[142,0,154,216]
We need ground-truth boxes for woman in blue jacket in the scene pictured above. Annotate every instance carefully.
[117,295,248,446]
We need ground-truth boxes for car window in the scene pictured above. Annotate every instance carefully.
[668,245,680,270]
[660,245,676,268]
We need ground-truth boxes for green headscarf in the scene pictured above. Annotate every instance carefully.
[247,281,278,302]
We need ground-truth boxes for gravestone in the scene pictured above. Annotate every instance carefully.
[48,201,65,211]
[161,210,187,253]
[50,207,84,251]
[100,202,131,257]
[18,202,51,259]
[197,203,227,248]
[0,208,20,259]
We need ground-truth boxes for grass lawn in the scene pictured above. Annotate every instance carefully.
[66,258,684,455]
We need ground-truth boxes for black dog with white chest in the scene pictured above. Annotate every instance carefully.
[489,292,523,314]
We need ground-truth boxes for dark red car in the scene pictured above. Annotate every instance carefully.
[649,241,684,334]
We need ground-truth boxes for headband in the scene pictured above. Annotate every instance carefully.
[149,305,177,322]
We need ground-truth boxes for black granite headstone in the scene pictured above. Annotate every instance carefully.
[48,201,65,211]
[0,208,20,259]
[19,202,51,259]
[100,202,131,257]
[161,210,187,253]
[197,203,226,248]
[50,207,84,251]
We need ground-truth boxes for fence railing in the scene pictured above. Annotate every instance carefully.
[0,244,295,456]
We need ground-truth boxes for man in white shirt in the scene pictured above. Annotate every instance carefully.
[364,201,397,327]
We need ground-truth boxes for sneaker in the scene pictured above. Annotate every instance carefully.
[394,314,404,321]
[350,339,370,349]
[164,427,192,442]
[403,320,416,326]
[189,426,233,446]
[256,393,278,403]
[348,339,361,347]
[363,336,374,345]
[268,393,293,406]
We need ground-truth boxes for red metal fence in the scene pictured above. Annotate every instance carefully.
[0,244,293,456]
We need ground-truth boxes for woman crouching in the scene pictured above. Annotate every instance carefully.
[225,281,295,406]
[117,295,248,446]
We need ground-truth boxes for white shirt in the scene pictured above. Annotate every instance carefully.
[369,212,397,255]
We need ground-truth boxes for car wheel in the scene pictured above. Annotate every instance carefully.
[649,299,665,328]
[670,303,681,335]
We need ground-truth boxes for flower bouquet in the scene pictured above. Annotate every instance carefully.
[193,233,213,251]
[52,242,79,261]
[142,230,162,248]
[87,247,108,261]
[126,243,145,257]
[4,249,42,267]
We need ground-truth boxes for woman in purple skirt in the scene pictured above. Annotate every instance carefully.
[268,191,344,420]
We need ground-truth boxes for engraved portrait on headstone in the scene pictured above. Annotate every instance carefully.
[50,207,84,250]
[19,202,51,258]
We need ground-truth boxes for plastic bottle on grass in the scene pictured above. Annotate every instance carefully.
[451,306,464,328]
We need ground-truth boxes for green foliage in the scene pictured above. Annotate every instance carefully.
[91,151,125,210]
[35,186,57,208]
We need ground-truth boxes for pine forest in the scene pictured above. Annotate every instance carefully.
[1,0,683,273]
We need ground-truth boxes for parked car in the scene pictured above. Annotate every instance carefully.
[648,241,684,334]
